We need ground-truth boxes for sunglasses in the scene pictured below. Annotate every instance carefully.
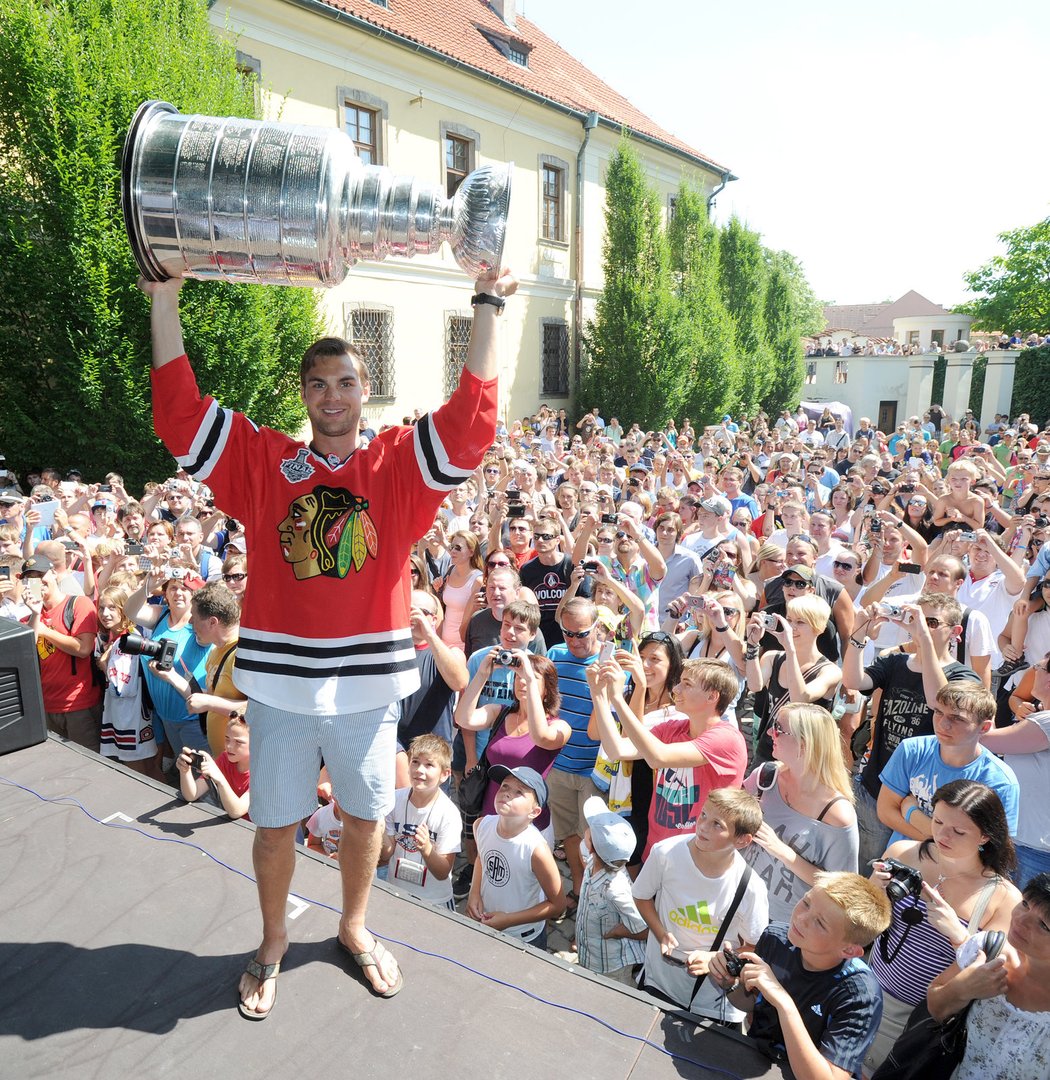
[534,532,557,541]
[487,559,511,568]
[597,534,615,543]
[924,616,944,629]
[641,631,675,646]
[771,719,791,737]
[484,468,500,474]
[507,525,531,532]
[410,567,422,576]
[561,623,597,639]
[783,577,810,588]
[616,531,628,539]
[222,573,247,583]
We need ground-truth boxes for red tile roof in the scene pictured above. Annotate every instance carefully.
[289,0,731,174]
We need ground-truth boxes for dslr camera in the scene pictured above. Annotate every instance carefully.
[120,632,178,673]
[880,857,923,902]
[492,649,521,668]
[580,558,602,574]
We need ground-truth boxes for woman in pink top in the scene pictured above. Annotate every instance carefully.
[436,530,484,650]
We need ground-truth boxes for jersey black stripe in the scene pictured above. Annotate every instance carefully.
[416,414,472,487]
[185,405,228,477]
[238,634,412,659]
[235,655,417,679]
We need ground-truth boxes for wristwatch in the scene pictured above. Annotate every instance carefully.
[471,292,505,315]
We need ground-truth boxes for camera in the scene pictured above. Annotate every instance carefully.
[580,558,601,574]
[126,541,144,555]
[871,483,886,496]
[876,602,911,623]
[600,513,617,525]
[188,750,204,774]
[879,857,924,903]
[120,632,178,672]
[869,517,882,534]
[493,648,520,668]
[599,640,616,664]
[760,613,778,630]
[723,946,745,978]
[507,504,527,519]
[899,483,915,493]
[957,531,977,542]
[506,490,523,503]
[1035,515,1050,529]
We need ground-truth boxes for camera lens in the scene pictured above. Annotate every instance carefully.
[120,633,163,659]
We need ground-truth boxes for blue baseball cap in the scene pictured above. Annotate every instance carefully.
[487,764,548,808]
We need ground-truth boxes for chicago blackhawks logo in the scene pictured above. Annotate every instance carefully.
[278,484,378,581]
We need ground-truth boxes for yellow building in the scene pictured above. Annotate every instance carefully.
[211,0,733,424]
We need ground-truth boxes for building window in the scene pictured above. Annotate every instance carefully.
[805,362,817,385]
[834,360,848,385]
[931,330,944,348]
[338,88,388,167]
[445,135,470,198]
[345,104,378,165]
[508,45,528,66]
[541,320,570,397]
[542,164,563,241]
[907,330,920,346]
[346,305,395,400]
[444,314,472,399]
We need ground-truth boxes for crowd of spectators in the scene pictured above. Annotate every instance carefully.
[806,330,1050,358]
[4,391,1050,1077]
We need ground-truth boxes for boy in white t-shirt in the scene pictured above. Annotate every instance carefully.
[379,735,462,909]
[467,765,565,948]
[633,787,769,1023]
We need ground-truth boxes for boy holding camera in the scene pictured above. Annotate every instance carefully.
[633,787,769,1021]
[177,713,250,819]
[379,735,461,909]
[710,871,891,1080]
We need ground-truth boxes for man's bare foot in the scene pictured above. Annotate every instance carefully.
[338,931,403,997]
[238,936,288,1018]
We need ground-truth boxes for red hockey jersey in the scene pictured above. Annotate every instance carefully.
[152,356,495,715]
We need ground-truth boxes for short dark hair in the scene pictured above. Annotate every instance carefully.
[299,337,369,385]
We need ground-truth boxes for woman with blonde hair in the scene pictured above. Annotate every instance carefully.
[745,593,842,765]
[435,529,484,650]
[742,702,858,923]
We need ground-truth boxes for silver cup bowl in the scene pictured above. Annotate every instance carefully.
[122,100,511,287]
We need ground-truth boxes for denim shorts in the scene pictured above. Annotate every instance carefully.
[247,699,399,828]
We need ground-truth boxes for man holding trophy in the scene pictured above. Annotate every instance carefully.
[128,101,515,1019]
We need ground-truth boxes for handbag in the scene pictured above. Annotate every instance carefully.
[457,706,509,820]
[870,998,972,1080]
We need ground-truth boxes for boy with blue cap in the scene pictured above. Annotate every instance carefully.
[466,765,565,949]
[576,796,647,984]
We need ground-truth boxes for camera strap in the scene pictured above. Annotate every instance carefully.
[878,899,924,965]
[688,864,752,1009]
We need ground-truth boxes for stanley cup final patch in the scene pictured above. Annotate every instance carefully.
[280,447,316,484]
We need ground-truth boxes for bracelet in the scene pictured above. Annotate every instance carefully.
[848,636,868,649]
[904,803,918,824]
[745,643,760,660]
[712,624,729,633]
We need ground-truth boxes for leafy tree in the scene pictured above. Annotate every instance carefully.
[717,217,774,415]
[666,181,739,423]
[581,139,677,429]
[1011,345,1050,426]
[761,259,806,415]
[960,217,1050,334]
[767,250,825,338]
[0,0,322,488]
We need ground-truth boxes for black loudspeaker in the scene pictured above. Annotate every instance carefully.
[0,618,47,756]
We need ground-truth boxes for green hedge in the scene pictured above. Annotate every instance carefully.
[1011,345,1050,426]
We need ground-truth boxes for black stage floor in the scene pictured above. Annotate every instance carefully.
[0,737,785,1080]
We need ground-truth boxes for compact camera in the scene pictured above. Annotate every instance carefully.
[580,558,602,574]
[187,750,205,774]
[759,613,778,630]
[492,649,521,668]
[120,632,178,672]
[876,602,911,624]
[600,513,618,525]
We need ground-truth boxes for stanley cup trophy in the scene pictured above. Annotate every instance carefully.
[121,100,512,287]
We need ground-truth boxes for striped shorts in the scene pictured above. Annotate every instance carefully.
[246,699,399,828]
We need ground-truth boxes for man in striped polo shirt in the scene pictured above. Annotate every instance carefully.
[545,597,602,906]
